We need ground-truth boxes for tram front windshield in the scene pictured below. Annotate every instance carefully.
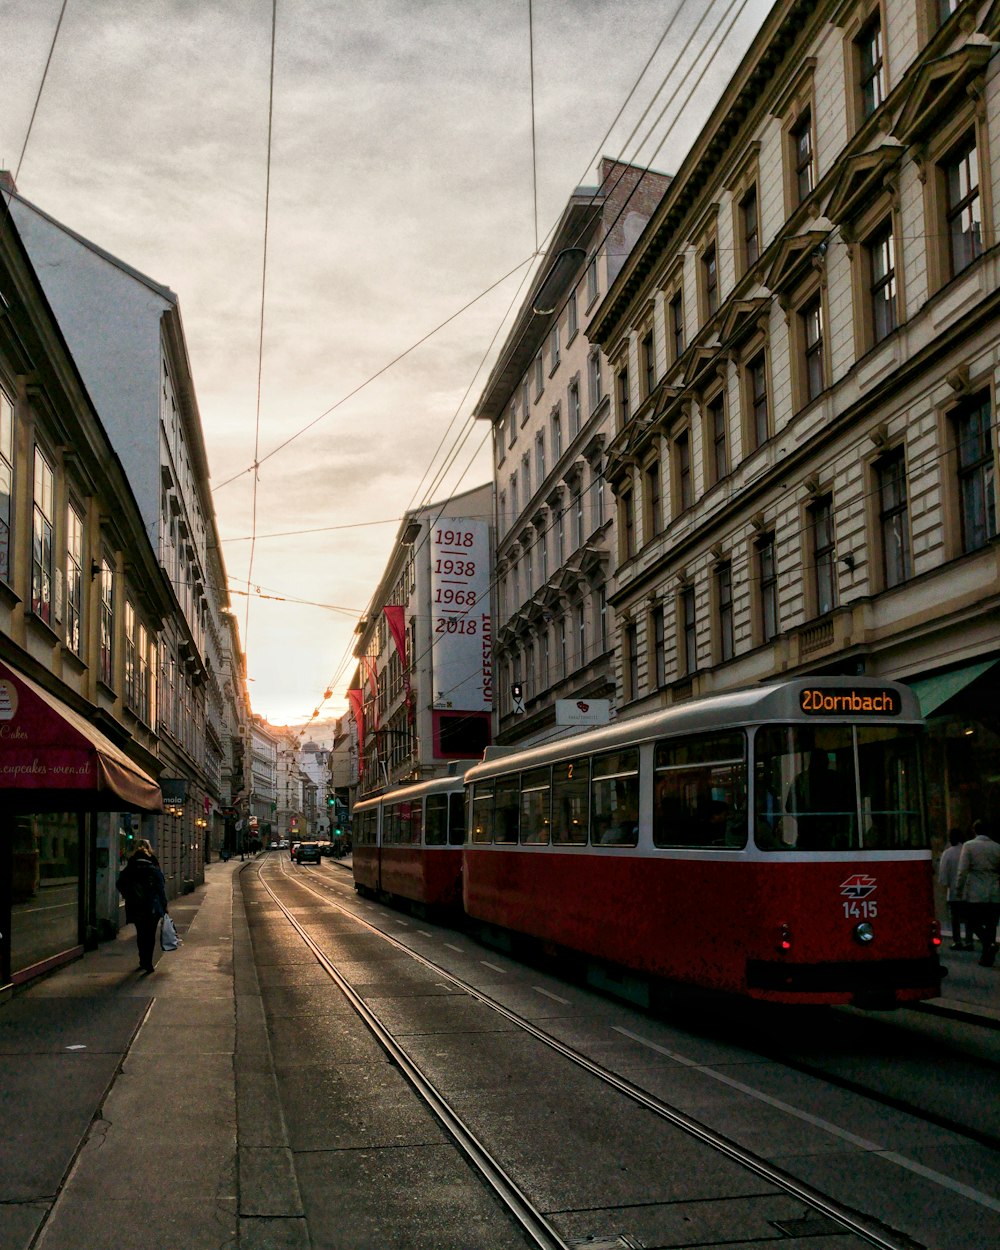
[753,723,926,851]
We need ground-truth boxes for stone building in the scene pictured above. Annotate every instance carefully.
[589,0,1000,837]
[475,159,670,746]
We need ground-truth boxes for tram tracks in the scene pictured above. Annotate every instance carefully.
[252,857,944,1250]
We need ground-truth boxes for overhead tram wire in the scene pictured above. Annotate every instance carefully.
[299,0,751,733]
[211,254,536,494]
[244,0,279,657]
[212,2,702,500]
[1,0,68,222]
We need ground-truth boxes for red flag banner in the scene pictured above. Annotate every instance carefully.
[383,606,414,724]
[362,655,380,729]
[346,688,365,772]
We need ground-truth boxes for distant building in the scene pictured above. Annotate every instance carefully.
[349,482,493,797]
[250,719,278,842]
[475,159,671,746]
[590,0,1000,838]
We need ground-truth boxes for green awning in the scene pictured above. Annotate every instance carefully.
[907,659,997,717]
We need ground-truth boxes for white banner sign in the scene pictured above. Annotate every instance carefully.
[556,698,611,726]
[430,518,492,712]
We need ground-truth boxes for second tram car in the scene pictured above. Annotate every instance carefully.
[462,677,942,1007]
[352,772,466,911]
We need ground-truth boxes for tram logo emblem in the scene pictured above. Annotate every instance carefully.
[840,874,877,899]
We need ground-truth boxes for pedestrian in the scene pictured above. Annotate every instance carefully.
[956,819,1000,967]
[938,827,973,950]
[116,838,169,973]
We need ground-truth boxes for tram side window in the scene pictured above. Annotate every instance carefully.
[384,804,398,846]
[448,792,466,845]
[494,776,520,844]
[471,783,494,843]
[425,794,448,846]
[520,767,551,844]
[400,799,421,845]
[552,758,589,844]
[756,725,858,851]
[653,732,747,848]
[591,750,639,846]
[856,726,926,849]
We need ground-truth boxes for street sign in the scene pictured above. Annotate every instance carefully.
[555,699,610,726]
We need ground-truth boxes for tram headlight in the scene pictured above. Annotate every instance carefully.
[853,922,875,945]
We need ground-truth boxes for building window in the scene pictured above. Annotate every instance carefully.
[624,622,638,700]
[740,185,759,270]
[641,329,655,397]
[572,479,584,546]
[645,461,662,539]
[539,527,548,581]
[534,353,544,399]
[139,624,153,723]
[936,0,959,26]
[747,352,769,449]
[498,490,507,535]
[621,489,635,559]
[707,393,727,485]
[567,290,578,340]
[617,363,630,425]
[791,109,814,205]
[551,409,562,460]
[674,429,693,513]
[701,243,719,319]
[943,134,982,278]
[679,584,697,676]
[810,495,836,617]
[867,221,897,344]
[524,538,534,594]
[568,379,581,437]
[31,447,54,625]
[757,533,779,643]
[558,616,568,679]
[575,599,586,667]
[588,351,603,413]
[586,253,599,306]
[100,557,115,686]
[716,561,734,662]
[508,402,517,446]
[595,465,605,527]
[125,601,138,709]
[954,392,997,553]
[66,504,84,655]
[801,296,825,403]
[876,446,911,588]
[555,509,565,566]
[598,587,608,652]
[535,431,545,482]
[550,322,560,370]
[651,604,666,688]
[521,378,530,421]
[510,473,519,521]
[0,388,12,584]
[669,291,685,362]
[856,13,885,120]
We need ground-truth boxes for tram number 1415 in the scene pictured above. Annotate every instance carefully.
[843,900,878,919]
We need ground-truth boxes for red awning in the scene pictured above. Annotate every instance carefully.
[0,660,163,813]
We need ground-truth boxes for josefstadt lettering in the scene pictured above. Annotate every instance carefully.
[799,687,901,716]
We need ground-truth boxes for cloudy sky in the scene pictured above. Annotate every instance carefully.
[2,0,772,726]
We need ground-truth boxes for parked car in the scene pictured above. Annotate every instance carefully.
[294,841,322,865]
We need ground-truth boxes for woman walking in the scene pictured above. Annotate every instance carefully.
[116,839,169,973]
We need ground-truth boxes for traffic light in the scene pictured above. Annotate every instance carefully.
[326,793,336,807]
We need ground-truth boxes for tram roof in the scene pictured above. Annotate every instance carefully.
[464,677,922,782]
[353,767,471,810]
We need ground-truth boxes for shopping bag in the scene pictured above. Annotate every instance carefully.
[160,914,180,951]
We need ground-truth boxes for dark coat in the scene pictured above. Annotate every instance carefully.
[116,853,168,925]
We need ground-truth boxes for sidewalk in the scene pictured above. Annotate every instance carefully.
[0,858,996,1250]
[0,857,252,1250]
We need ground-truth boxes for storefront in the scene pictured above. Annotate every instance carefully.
[0,660,162,991]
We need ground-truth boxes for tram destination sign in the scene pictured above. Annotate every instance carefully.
[799,686,901,716]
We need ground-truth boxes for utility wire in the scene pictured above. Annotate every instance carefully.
[244,0,278,656]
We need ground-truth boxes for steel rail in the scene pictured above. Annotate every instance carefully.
[252,859,573,1250]
[270,857,923,1250]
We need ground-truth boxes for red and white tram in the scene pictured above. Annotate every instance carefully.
[352,773,466,911]
[462,677,942,1007]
